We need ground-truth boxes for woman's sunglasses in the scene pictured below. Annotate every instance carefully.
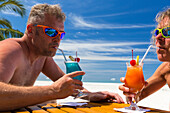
[34,24,65,39]
[154,26,170,38]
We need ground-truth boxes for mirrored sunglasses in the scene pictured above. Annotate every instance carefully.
[34,24,65,39]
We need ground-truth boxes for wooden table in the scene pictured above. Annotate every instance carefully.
[2,102,169,113]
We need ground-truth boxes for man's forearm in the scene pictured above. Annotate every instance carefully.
[0,82,55,111]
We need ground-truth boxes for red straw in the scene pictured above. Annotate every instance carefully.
[132,49,133,59]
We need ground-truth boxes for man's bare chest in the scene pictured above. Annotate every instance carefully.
[9,59,45,86]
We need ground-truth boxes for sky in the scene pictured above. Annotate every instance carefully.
[1,0,170,83]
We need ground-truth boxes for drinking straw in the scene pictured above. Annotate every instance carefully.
[139,45,153,65]
[56,47,67,61]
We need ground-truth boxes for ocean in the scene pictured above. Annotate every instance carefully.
[37,59,162,83]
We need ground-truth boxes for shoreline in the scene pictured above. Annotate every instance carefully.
[34,81,169,111]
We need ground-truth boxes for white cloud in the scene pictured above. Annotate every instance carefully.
[84,12,130,18]
[68,13,155,29]
[59,39,150,52]
[1,10,20,17]
[22,1,45,16]
[83,9,150,18]
[53,39,157,62]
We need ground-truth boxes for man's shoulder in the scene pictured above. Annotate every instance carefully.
[0,38,22,49]
[1,38,21,43]
[0,38,24,58]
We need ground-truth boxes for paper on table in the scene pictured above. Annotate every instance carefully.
[114,108,150,113]
[59,102,87,107]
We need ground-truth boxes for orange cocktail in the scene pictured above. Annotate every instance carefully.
[125,63,145,93]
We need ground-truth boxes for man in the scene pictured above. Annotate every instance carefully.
[119,8,170,107]
[0,4,124,111]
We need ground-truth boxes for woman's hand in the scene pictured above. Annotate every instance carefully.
[119,77,148,104]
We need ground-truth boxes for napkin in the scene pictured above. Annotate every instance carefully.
[114,108,150,113]
[59,102,87,107]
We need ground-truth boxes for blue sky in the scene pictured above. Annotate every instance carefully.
[2,0,170,83]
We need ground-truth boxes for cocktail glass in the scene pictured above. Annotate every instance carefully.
[65,61,87,99]
[124,62,145,110]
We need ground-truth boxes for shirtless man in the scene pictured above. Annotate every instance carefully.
[0,4,123,111]
[119,8,170,105]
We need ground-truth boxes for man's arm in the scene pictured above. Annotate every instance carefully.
[42,57,65,81]
[42,57,124,103]
[0,71,84,111]
[0,82,55,111]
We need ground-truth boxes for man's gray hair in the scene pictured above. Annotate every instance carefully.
[27,4,66,26]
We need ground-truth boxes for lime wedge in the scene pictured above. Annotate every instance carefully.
[136,55,139,65]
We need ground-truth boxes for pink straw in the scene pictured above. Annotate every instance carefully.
[132,49,133,59]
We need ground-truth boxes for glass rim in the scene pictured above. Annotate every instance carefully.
[64,61,78,63]
[126,62,143,67]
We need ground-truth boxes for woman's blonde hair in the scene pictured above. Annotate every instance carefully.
[151,7,170,44]
[155,8,170,23]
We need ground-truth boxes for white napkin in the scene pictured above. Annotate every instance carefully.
[59,102,87,107]
[114,108,150,113]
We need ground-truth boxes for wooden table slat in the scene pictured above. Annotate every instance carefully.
[38,104,67,113]
[77,108,103,113]
[13,108,30,113]
[25,106,48,113]
[46,108,68,113]
[61,108,85,113]
[4,102,169,113]
[14,111,30,113]
[90,107,121,113]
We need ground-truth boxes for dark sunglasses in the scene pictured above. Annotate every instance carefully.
[154,26,170,38]
[34,24,65,39]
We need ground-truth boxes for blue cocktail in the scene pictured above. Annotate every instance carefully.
[65,61,83,81]
[65,61,86,99]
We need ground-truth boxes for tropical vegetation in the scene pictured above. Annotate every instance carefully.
[0,0,25,40]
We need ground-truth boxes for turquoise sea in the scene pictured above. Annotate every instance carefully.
[37,57,162,83]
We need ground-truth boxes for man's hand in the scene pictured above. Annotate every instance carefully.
[88,91,124,103]
[51,71,85,99]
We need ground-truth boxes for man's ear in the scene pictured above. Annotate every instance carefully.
[27,24,33,33]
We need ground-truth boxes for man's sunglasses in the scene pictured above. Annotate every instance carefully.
[154,26,170,38]
[34,24,65,39]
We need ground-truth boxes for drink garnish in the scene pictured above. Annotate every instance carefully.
[75,51,80,62]
[130,59,136,66]
[130,49,136,66]
[69,56,75,61]
[75,57,80,62]
[136,55,139,65]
